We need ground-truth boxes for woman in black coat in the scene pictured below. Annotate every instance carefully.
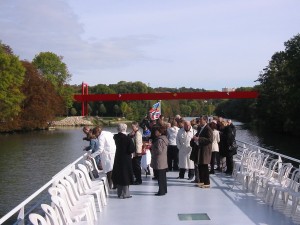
[219,121,235,175]
[112,123,135,199]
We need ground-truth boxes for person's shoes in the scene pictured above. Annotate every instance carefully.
[152,177,157,180]
[125,196,132,198]
[216,167,222,172]
[209,170,215,174]
[201,184,210,188]
[155,193,165,196]
[187,177,194,180]
[197,182,204,187]
[190,180,199,183]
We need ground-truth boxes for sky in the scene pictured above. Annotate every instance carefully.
[0,0,299,91]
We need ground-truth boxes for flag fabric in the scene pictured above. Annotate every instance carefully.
[149,101,161,120]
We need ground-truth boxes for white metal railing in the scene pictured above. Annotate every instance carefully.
[236,139,300,166]
[0,155,84,225]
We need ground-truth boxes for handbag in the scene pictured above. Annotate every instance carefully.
[229,141,238,155]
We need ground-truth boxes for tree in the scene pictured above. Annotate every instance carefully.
[32,52,71,86]
[113,104,120,117]
[256,34,300,133]
[18,61,64,130]
[70,108,77,116]
[99,103,107,116]
[0,44,25,122]
[32,52,73,114]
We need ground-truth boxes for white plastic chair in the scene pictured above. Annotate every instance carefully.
[252,158,280,196]
[41,203,63,225]
[49,187,93,225]
[264,163,293,205]
[73,169,106,209]
[77,164,107,205]
[59,178,97,220]
[64,175,103,212]
[272,169,300,214]
[82,161,109,196]
[29,213,48,225]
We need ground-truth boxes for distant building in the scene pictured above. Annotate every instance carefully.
[222,87,236,92]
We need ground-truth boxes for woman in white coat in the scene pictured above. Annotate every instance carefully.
[91,126,116,189]
[176,120,195,179]
[209,120,220,174]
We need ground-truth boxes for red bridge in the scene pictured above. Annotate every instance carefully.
[74,83,259,116]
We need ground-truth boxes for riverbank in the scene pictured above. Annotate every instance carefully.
[52,116,132,127]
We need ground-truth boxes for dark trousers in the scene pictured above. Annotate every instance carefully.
[106,170,113,189]
[179,168,194,179]
[198,164,210,185]
[226,155,234,173]
[132,156,142,182]
[210,152,220,172]
[194,164,199,182]
[157,169,167,195]
[167,145,179,171]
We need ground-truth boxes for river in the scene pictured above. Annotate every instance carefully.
[0,123,300,221]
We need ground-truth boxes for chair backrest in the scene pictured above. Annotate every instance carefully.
[287,169,300,191]
[29,213,48,225]
[64,175,81,201]
[73,169,89,194]
[51,195,73,224]
[59,179,81,207]
[41,204,61,225]
[78,164,93,188]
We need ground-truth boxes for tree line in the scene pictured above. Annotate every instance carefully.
[1,33,300,135]
[215,34,300,135]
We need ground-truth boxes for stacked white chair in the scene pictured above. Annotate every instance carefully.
[252,158,280,197]
[49,187,94,225]
[73,169,106,210]
[84,159,110,196]
[264,163,293,206]
[59,179,97,221]
[29,213,48,225]
[272,169,300,214]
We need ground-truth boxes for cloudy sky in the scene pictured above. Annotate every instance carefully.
[1,0,299,90]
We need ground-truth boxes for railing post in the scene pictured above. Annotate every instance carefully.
[16,207,24,225]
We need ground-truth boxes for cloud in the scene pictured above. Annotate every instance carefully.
[0,0,160,74]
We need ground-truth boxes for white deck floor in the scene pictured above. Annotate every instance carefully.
[97,171,295,225]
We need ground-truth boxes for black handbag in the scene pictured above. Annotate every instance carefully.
[229,141,238,155]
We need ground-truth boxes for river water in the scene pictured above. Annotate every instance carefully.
[0,123,300,221]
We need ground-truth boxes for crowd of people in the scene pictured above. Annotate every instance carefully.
[82,114,236,198]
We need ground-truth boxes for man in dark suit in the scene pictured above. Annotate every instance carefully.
[191,116,213,188]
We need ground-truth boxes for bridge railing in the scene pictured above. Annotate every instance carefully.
[0,155,84,225]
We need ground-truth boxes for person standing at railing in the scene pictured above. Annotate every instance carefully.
[91,126,116,189]
[219,121,235,175]
[112,123,135,199]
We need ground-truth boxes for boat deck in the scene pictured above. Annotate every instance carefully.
[98,171,294,225]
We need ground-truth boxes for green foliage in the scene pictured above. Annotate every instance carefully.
[0,44,25,122]
[70,108,77,116]
[32,52,74,112]
[99,103,107,116]
[256,34,300,133]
